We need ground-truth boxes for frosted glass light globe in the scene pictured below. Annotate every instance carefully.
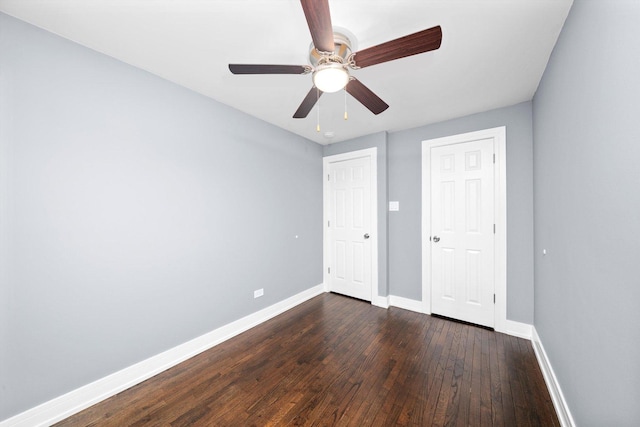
[313,63,349,93]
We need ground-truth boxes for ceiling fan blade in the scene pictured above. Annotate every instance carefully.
[300,0,335,53]
[293,87,323,119]
[346,78,389,115]
[352,26,442,69]
[229,64,309,75]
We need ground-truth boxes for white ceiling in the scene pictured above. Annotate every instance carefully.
[0,0,573,144]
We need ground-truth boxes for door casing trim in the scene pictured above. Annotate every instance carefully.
[323,148,379,303]
[421,127,507,332]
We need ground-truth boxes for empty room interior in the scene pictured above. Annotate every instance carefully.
[1,0,638,426]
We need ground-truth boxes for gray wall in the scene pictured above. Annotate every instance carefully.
[323,132,389,297]
[387,102,535,323]
[0,13,323,420]
[532,0,640,425]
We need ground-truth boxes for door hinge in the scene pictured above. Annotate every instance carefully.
[494,294,496,304]
[328,267,331,274]
[327,174,330,181]
[328,220,330,227]
[493,224,496,234]
[493,153,496,164]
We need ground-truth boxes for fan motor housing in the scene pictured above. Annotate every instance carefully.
[309,32,353,66]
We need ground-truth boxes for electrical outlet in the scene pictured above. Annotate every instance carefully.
[254,288,264,298]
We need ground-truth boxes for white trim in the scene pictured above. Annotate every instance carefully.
[388,295,532,340]
[503,320,532,340]
[531,327,576,427]
[389,295,426,313]
[371,294,389,309]
[323,147,379,304]
[0,284,325,427]
[421,127,508,332]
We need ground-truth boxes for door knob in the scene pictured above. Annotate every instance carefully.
[364,233,370,239]
[432,236,440,242]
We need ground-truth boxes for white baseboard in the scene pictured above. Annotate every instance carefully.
[386,296,533,341]
[0,284,325,427]
[503,319,533,339]
[531,326,576,427]
[371,294,389,309]
[388,295,426,313]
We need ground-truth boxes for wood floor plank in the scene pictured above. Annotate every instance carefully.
[444,324,471,427]
[488,331,505,427]
[54,293,559,426]
[506,334,533,427]
[418,318,455,426]
[495,332,518,426]
[431,321,463,426]
[395,316,437,426]
[479,328,494,426]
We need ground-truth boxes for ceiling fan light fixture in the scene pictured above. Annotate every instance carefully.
[313,63,349,93]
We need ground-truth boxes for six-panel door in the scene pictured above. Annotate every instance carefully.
[430,138,495,327]
[328,156,372,302]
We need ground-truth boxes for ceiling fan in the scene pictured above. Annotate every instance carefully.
[229,0,442,119]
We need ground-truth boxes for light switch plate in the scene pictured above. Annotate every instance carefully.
[389,201,400,211]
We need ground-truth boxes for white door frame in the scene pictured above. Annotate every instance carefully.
[323,148,378,303]
[421,127,507,332]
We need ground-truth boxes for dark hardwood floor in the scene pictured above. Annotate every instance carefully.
[55,293,558,426]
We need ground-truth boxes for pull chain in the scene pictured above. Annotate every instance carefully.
[344,87,348,120]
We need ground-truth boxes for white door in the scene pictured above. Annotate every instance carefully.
[326,156,372,301]
[430,138,495,327]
